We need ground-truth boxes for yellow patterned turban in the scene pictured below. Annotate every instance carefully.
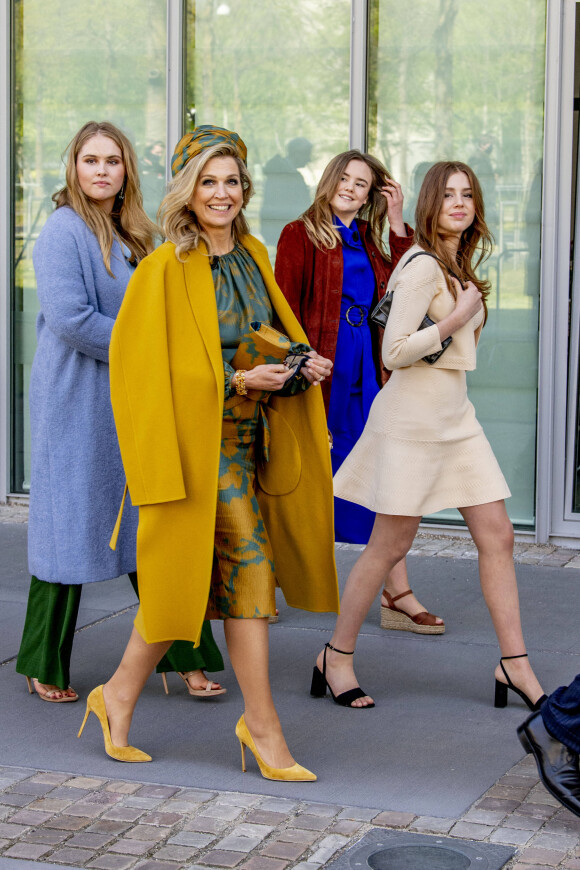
[171,125,248,177]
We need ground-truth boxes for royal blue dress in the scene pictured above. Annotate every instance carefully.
[328,217,380,544]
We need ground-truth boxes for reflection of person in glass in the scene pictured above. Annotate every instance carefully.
[523,159,542,303]
[260,137,313,246]
[275,150,444,642]
[314,162,546,712]
[468,135,498,225]
[403,161,432,227]
[139,140,166,220]
[16,121,225,704]
[78,126,338,778]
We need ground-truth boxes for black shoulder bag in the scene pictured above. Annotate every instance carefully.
[370,251,461,365]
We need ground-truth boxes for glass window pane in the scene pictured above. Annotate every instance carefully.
[11,0,167,493]
[185,0,351,257]
[368,0,546,527]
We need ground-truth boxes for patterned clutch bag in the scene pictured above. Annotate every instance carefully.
[232,321,310,386]
[230,321,310,496]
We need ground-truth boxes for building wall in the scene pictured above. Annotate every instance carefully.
[5,0,579,543]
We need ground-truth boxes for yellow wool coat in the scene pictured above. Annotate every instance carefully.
[109,234,339,644]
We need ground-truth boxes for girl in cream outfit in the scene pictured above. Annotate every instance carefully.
[312,161,546,713]
[334,245,508,517]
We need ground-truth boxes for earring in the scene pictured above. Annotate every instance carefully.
[118,183,126,202]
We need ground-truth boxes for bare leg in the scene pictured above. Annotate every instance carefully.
[382,558,444,624]
[460,501,544,704]
[103,628,172,747]
[318,514,421,706]
[224,617,294,769]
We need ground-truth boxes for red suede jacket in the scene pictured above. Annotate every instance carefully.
[275,218,414,412]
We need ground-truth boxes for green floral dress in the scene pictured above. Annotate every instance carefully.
[205,244,310,620]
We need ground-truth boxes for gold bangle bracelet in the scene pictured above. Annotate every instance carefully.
[234,369,248,396]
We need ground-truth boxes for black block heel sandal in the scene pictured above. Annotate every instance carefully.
[494,654,547,712]
[310,642,375,708]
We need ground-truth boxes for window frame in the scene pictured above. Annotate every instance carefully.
[2,0,568,549]
[544,0,580,543]
[1,1,10,501]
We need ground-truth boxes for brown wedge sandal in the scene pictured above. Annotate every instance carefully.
[380,590,445,635]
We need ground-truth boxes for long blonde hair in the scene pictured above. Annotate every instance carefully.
[301,150,392,256]
[53,121,159,274]
[159,143,254,260]
[414,161,493,322]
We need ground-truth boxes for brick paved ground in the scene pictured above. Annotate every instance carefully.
[0,502,28,524]
[0,754,578,870]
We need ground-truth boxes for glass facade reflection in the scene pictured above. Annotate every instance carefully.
[185,0,351,256]
[11,0,167,492]
[368,0,547,526]
[7,0,552,534]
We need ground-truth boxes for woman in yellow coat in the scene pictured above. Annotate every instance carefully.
[78,126,338,780]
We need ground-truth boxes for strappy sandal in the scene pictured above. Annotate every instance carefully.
[161,670,227,697]
[494,654,547,711]
[380,589,445,635]
[26,677,78,703]
[310,643,375,708]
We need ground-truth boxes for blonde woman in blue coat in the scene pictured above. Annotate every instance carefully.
[16,121,225,702]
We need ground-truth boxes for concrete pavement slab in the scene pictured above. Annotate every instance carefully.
[0,524,137,664]
[1,511,580,869]
[1,532,579,815]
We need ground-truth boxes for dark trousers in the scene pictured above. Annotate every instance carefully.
[16,573,223,689]
[542,674,580,754]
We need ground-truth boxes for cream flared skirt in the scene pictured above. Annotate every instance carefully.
[333,365,510,517]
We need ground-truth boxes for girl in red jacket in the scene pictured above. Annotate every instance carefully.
[275,150,444,637]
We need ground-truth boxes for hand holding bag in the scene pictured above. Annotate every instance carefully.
[229,321,312,496]
[231,321,311,387]
[371,251,460,365]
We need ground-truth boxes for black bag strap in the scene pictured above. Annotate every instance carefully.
[402,250,463,286]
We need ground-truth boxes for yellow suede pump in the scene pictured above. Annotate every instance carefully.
[235,715,316,782]
[77,685,152,763]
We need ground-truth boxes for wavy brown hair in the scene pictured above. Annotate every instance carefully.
[301,150,392,256]
[159,143,253,260]
[414,161,493,321]
[53,121,159,275]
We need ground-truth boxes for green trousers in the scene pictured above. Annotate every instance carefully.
[16,573,224,689]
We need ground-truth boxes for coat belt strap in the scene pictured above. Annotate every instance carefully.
[109,481,129,551]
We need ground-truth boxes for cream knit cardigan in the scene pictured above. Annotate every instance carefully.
[383,244,484,371]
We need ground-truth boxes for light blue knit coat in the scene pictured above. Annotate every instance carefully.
[28,206,138,583]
